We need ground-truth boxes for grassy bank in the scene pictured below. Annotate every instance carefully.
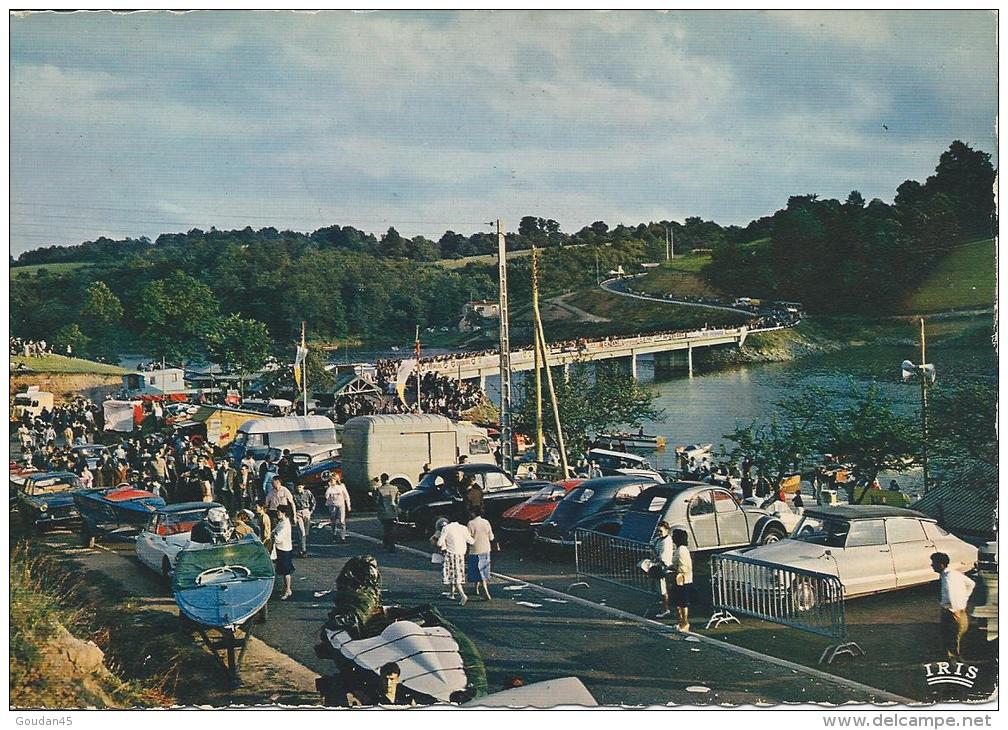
[12,353,128,375]
[10,542,169,708]
[899,238,995,314]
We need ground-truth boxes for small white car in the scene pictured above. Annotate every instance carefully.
[731,505,978,599]
[135,502,221,579]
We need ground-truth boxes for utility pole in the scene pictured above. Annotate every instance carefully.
[666,225,670,262]
[531,246,544,462]
[920,318,930,494]
[595,251,600,286]
[494,219,514,475]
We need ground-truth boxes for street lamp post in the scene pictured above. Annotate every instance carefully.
[901,317,936,494]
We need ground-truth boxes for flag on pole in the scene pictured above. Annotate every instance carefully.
[293,326,308,389]
[415,326,421,360]
[395,359,417,407]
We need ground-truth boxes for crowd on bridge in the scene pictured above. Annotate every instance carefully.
[330,368,486,424]
[618,283,803,330]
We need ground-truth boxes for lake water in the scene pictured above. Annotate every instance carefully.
[496,341,996,490]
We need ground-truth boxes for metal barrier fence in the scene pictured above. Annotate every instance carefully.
[573,528,656,595]
[709,552,863,664]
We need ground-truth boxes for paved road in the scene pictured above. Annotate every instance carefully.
[46,515,904,707]
[600,276,755,316]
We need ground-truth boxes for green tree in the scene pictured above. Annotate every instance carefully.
[79,281,124,360]
[205,314,274,396]
[52,324,91,357]
[514,362,662,458]
[81,281,124,326]
[929,381,997,470]
[821,383,919,501]
[723,388,827,486]
[134,272,220,364]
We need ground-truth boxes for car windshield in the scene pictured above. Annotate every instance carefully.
[157,510,209,536]
[531,484,568,502]
[791,515,851,548]
[567,486,596,504]
[30,478,79,495]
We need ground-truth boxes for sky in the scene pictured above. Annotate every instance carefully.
[8,10,998,257]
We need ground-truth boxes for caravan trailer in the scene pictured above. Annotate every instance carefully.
[228,414,339,465]
[341,414,493,496]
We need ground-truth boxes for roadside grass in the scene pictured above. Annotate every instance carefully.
[10,539,169,708]
[9,522,225,708]
[900,238,996,314]
[632,266,724,300]
[11,354,128,375]
[10,262,91,278]
[662,249,713,273]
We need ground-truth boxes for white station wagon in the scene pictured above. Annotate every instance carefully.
[731,505,978,599]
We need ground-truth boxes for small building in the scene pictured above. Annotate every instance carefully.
[460,300,501,332]
[123,368,187,395]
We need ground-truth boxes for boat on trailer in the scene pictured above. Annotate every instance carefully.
[74,485,165,543]
[172,537,275,685]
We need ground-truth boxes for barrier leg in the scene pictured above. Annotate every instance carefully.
[705,610,740,630]
[819,642,864,665]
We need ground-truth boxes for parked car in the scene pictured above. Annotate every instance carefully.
[397,464,551,534]
[70,444,109,471]
[728,505,978,602]
[298,457,343,494]
[135,502,224,579]
[498,479,584,537]
[618,483,790,548]
[13,471,84,529]
[534,476,658,545]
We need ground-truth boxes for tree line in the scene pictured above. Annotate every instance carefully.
[705,141,996,313]
[9,140,994,365]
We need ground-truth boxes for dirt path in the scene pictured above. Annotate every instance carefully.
[545,293,611,323]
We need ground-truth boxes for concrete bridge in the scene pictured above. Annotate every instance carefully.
[421,325,759,386]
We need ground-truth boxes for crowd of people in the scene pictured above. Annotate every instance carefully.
[10,336,63,358]
[329,369,486,424]
[619,282,804,331]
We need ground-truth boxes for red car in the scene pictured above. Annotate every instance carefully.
[498,479,584,536]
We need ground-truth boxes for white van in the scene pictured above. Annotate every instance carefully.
[341,414,493,495]
[228,414,338,464]
[11,388,54,420]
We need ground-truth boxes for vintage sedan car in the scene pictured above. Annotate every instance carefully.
[534,476,660,546]
[728,505,978,600]
[13,471,85,528]
[135,501,224,579]
[397,464,551,533]
[618,483,790,548]
[498,479,584,537]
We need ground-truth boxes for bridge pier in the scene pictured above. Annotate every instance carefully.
[478,370,486,390]
[630,350,637,380]
[687,342,694,378]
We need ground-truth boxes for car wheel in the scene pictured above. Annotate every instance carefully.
[792,579,817,612]
[759,526,785,545]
